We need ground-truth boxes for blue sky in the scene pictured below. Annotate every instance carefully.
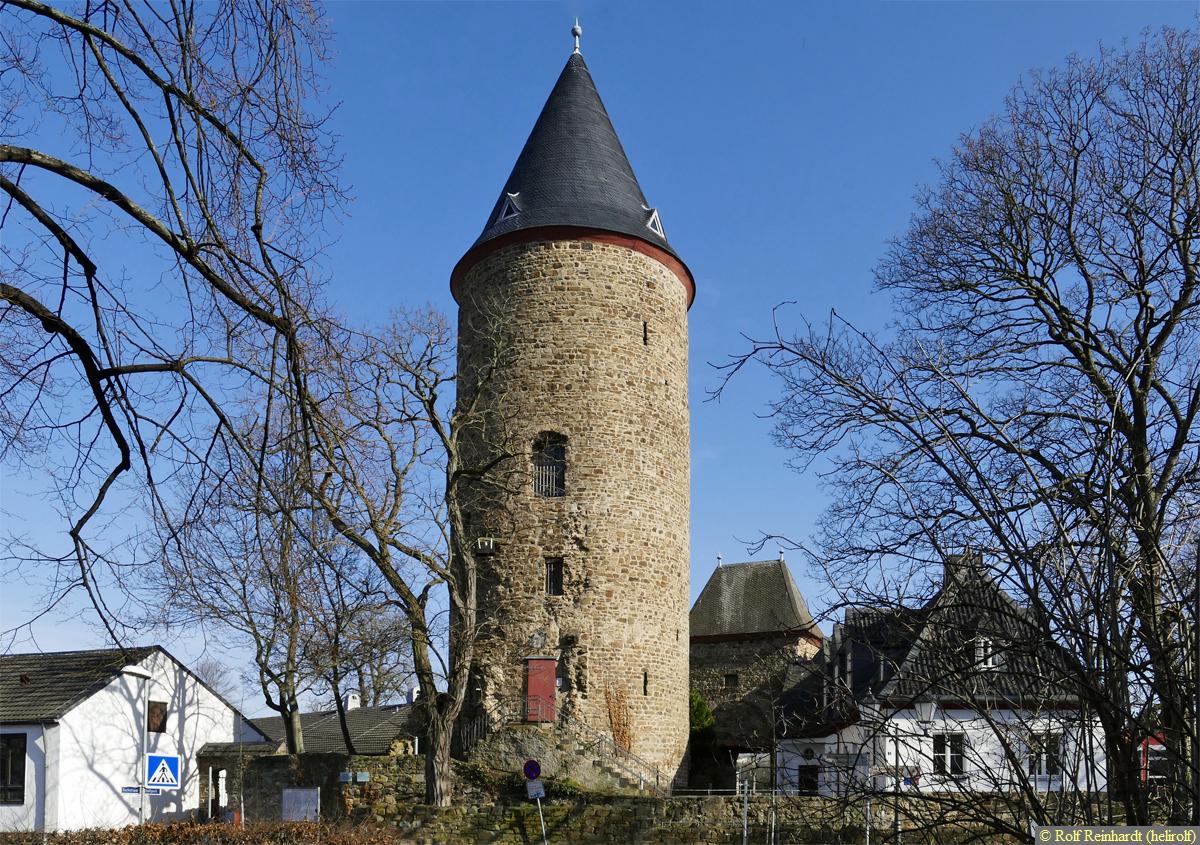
[3,1,1197,705]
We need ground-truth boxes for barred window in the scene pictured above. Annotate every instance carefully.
[0,734,26,805]
[532,433,567,498]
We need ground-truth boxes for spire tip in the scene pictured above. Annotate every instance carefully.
[571,19,582,54]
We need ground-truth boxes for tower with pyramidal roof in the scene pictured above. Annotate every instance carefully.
[451,26,693,785]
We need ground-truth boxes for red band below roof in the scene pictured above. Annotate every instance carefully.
[450,226,695,310]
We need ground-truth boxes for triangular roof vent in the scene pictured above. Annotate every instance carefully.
[497,192,521,222]
[645,207,665,240]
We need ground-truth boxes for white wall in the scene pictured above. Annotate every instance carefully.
[0,725,50,832]
[11,649,260,831]
[777,706,1107,797]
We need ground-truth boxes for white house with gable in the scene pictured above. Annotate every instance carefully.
[0,646,264,831]
[775,554,1106,799]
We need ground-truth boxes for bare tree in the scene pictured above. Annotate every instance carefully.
[725,27,1200,826]
[303,550,414,754]
[302,308,516,806]
[0,0,339,643]
[148,421,322,754]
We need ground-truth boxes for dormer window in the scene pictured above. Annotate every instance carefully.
[497,192,521,222]
[532,433,567,497]
[645,208,665,239]
[975,637,1002,670]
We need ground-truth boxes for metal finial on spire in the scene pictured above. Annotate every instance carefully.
[571,19,582,54]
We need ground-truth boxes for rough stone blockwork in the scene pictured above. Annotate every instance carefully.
[457,238,691,785]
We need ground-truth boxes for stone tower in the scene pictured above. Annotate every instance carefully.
[451,34,694,785]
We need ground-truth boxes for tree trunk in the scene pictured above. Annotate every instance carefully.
[284,704,306,755]
[424,717,453,806]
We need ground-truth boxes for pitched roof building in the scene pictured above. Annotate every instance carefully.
[0,646,263,832]
[773,555,1099,797]
[688,558,823,788]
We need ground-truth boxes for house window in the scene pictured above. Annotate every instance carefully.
[148,700,168,733]
[532,433,567,498]
[975,637,1002,669]
[545,557,564,596]
[932,732,965,776]
[723,673,740,690]
[795,764,819,795]
[0,734,26,805]
[836,648,851,683]
[1027,732,1061,777]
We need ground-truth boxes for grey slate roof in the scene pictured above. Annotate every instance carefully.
[0,647,156,723]
[254,704,415,755]
[469,51,681,262]
[778,562,1080,739]
[690,560,822,639]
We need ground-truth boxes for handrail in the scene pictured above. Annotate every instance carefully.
[531,695,669,796]
[460,694,670,795]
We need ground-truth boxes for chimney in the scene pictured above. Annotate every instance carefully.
[943,548,982,586]
[343,691,361,711]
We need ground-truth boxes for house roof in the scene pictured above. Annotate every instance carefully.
[778,561,1080,739]
[253,704,415,755]
[690,559,822,639]
[0,646,267,740]
[0,647,156,723]
[463,50,684,267]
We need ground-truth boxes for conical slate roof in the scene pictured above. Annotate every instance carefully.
[470,51,679,260]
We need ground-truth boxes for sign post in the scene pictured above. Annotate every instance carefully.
[523,759,547,845]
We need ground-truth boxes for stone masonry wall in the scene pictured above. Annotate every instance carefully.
[456,238,691,785]
[691,635,821,751]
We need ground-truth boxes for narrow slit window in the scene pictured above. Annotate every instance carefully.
[642,321,649,345]
[545,557,564,596]
[642,670,649,697]
[532,433,567,497]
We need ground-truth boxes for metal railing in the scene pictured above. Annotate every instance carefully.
[536,695,669,796]
[459,694,669,795]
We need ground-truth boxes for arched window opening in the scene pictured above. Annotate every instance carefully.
[533,433,567,497]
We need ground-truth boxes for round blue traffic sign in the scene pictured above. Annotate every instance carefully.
[523,759,541,780]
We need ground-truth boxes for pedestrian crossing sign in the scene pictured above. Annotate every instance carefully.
[146,754,181,790]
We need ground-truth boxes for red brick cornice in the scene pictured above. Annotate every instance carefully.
[450,226,696,310]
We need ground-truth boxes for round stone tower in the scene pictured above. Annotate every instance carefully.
[451,36,694,786]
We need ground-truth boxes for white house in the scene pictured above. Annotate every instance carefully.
[0,646,264,831]
[774,555,1107,800]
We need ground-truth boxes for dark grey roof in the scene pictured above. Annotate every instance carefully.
[0,647,156,722]
[778,563,1080,738]
[468,51,680,262]
[254,704,415,755]
[690,560,822,639]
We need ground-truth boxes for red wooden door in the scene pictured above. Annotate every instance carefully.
[525,658,557,722]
